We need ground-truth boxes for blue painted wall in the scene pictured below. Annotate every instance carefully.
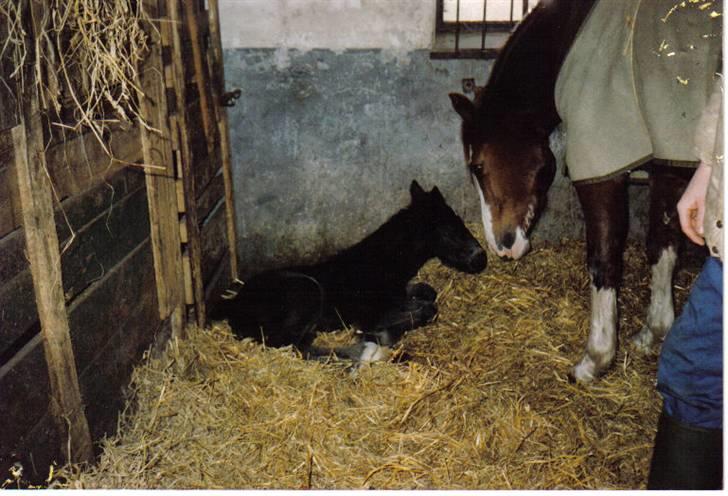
[224,48,648,275]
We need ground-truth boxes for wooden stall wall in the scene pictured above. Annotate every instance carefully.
[0,0,237,484]
[173,0,239,320]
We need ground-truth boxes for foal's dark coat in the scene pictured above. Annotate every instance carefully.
[212,181,486,358]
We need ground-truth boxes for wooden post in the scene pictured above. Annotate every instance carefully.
[12,115,94,464]
[207,0,240,280]
[138,0,187,338]
[166,0,206,326]
[10,0,94,465]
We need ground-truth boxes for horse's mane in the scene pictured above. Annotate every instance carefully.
[478,0,596,126]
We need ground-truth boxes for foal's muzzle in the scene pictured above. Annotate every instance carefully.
[464,245,487,273]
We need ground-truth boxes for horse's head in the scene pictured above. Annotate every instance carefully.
[409,180,487,274]
[449,93,556,260]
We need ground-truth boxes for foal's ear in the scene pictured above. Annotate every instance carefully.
[410,180,426,201]
[430,186,445,203]
[449,93,476,124]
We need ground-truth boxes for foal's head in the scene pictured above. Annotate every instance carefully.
[409,180,487,274]
[449,93,556,260]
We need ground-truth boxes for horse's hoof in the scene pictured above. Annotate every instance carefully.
[570,356,598,384]
[629,327,655,354]
[566,371,577,384]
[568,368,595,384]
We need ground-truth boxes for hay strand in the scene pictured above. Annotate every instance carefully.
[0,0,156,162]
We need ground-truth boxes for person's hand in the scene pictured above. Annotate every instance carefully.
[677,163,712,245]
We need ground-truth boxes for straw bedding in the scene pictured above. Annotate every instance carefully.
[56,238,700,490]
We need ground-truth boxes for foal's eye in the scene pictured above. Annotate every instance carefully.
[469,163,484,174]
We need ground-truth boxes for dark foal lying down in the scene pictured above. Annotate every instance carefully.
[211,180,486,361]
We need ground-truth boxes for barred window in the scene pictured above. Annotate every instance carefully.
[432,0,539,59]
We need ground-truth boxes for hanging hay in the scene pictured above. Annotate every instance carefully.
[0,0,154,154]
[54,239,700,490]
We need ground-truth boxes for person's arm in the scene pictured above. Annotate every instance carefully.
[679,78,723,247]
[677,162,712,246]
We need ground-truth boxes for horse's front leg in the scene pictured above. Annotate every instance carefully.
[571,175,629,383]
[631,165,692,351]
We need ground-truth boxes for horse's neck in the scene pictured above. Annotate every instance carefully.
[482,0,595,125]
[338,208,432,278]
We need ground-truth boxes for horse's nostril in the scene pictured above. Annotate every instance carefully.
[501,232,515,249]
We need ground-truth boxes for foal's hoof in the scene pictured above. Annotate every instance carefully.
[421,302,438,323]
[358,342,391,362]
[407,282,437,303]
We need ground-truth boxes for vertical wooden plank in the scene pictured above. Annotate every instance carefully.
[166,0,206,326]
[207,0,240,280]
[182,249,194,305]
[183,0,215,156]
[12,117,93,464]
[138,0,186,338]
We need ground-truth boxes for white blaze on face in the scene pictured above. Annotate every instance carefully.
[474,178,498,253]
[572,285,617,382]
[473,176,531,259]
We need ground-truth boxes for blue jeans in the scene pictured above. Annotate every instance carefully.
[657,257,723,429]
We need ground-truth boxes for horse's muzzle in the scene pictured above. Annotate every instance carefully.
[492,229,530,260]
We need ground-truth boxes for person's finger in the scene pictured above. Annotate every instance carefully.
[680,207,706,245]
[695,202,706,237]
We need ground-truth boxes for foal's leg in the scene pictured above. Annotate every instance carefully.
[631,165,692,352]
[304,341,392,362]
[365,297,438,346]
[571,175,629,383]
[406,282,437,303]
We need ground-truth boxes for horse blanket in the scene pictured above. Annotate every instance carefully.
[555,0,722,183]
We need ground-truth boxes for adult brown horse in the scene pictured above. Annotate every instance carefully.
[449,0,722,382]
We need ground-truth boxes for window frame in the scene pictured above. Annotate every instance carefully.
[431,0,532,59]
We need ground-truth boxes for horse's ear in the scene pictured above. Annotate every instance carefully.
[449,93,476,124]
[430,186,445,203]
[410,180,426,201]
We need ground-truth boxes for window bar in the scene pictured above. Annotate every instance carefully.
[480,0,488,51]
[522,0,528,18]
[454,0,461,53]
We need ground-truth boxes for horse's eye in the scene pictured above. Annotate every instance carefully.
[469,163,484,174]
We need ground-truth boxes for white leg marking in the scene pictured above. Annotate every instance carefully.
[572,285,617,383]
[359,342,390,362]
[631,246,677,351]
